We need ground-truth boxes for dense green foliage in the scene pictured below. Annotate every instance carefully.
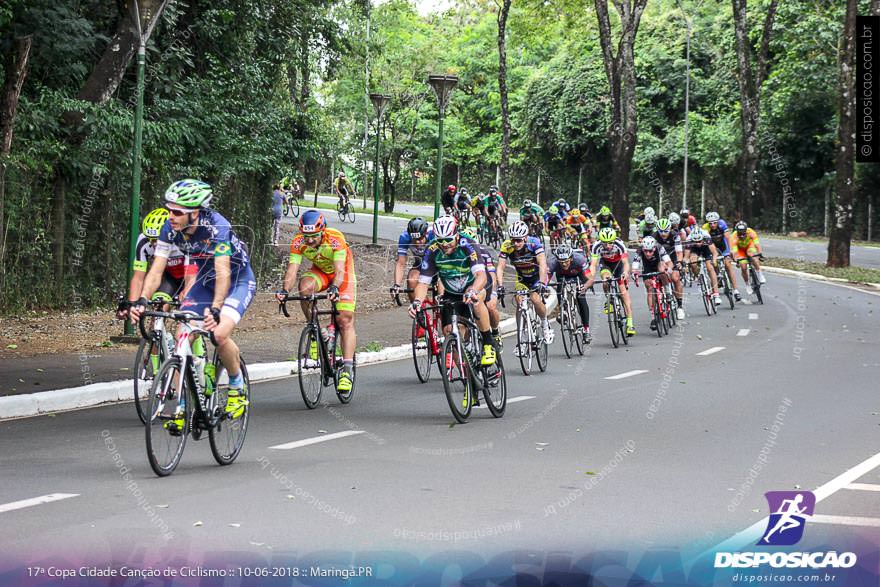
[0,0,873,311]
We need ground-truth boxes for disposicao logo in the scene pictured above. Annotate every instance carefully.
[758,491,815,546]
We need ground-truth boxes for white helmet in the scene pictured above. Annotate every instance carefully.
[523,199,532,208]
[688,229,705,243]
[433,215,458,239]
[705,211,720,222]
[644,206,655,217]
[508,221,529,239]
[644,213,657,225]
[668,212,681,225]
[641,236,658,250]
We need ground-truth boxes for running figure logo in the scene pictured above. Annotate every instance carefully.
[758,491,815,546]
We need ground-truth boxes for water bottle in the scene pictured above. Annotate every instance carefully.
[193,354,206,391]
[203,363,215,396]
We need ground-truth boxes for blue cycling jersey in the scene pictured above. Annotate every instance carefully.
[156,209,250,274]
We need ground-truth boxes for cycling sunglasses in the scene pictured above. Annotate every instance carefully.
[511,238,525,244]
[435,237,457,245]
[302,231,323,239]
[166,206,195,217]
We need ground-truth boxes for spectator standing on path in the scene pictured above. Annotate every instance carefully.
[272,184,284,245]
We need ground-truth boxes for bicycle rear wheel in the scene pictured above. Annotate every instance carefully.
[411,316,432,382]
[699,275,712,316]
[209,357,250,466]
[561,300,574,359]
[752,269,764,304]
[133,338,158,424]
[534,314,549,372]
[291,199,300,218]
[516,308,533,375]
[482,352,507,418]
[607,296,620,348]
[439,336,472,423]
[283,201,291,217]
[297,325,325,409]
[145,358,189,477]
[653,296,663,338]
[617,297,630,345]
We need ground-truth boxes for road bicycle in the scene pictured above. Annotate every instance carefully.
[714,255,736,310]
[635,272,671,338]
[282,187,301,218]
[485,216,504,249]
[280,293,356,408]
[336,195,356,223]
[599,276,630,348]
[556,279,585,358]
[662,274,679,329]
[435,299,506,423]
[394,285,442,383]
[738,252,765,305]
[453,206,471,228]
[131,297,179,424]
[501,285,550,375]
[689,258,718,316]
[139,310,250,477]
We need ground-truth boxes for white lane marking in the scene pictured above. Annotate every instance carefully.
[474,395,535,409]
[269,430,364,450]
[810,514,880,528]
[748,313,759,320]
[736,329,750,337]
[844,482,880,492]
[0,493,79,514]
[604,370,649,380]
[696,346,726,356]
[699,450,880,560]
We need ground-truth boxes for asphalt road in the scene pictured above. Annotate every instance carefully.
[1,273,878,573]
[293,202,880,269]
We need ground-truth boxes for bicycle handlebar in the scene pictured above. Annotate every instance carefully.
[138,309,216,345]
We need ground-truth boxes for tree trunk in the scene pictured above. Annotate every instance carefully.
[0,35,33,273]
[827,0,858,267]
[731,0,778,219]
[594,0,648,225]
[497,0,512,197]
[299,29,310,110]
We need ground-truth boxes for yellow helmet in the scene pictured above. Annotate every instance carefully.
[571,209,582,218]
[142,208,169,239]
[598,227,618,243]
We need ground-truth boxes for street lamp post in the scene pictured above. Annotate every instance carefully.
[428,74,458,220]
[369,93,391,245]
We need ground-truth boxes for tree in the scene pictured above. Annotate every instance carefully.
[594,0,649,223]
[826,0,858,267]
[497,0,512,196]
[731,0,777,219]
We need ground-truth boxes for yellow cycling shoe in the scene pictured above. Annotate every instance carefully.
[225,389,249,419]
[481,344,497,366]
[603,302,610,314]
[163,408,185,436]
[461,388,471,409]
[625,324,636,336]
[337,370,353,393]
[309,340,318,360]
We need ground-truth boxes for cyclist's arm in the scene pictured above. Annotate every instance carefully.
[394,255,408,286]
[127,268,147,303]
[495,257,507,288]
[537,251,548,285]
[752,231,763,254]
[585,256,599,288]
[332,257,346,288]
[211,254,232,309]
[283,253,302,293]
[708,243,719,263]
[138,256,167,305]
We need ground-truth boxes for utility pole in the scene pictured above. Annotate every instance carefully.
[361,3,371,210]
[700,180,705,220]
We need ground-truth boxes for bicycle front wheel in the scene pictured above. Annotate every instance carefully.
[439,336,472,423]
[145,358,189,477]
[412,316,432,383]
[346,208,356,223]
[209,357,251,466]
[560,300,574,359]
[291,198,300,218]
[516,308,533,375]
[534,315,549,372]
[482,352,507,418]
[297,326,325,409]
[133,338,158,424]
[607,296,620,348]
[699,275,712,316]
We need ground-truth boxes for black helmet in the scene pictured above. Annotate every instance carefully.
[407,217,429,238]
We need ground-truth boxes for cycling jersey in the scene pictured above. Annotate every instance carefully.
[552,200,571,215]
[454,194,471,209]
[637,220,657,238]
[334,177,354,196]
[595,216,622,233]
[441,191,457,210]
[544,211,564,229]
[290,227,357,312]
[134,234,188,279]
[652,230,683,258]
[480,194,506,211]
[590,239,628,264]
[632,245,671,273]
[397,229,435,263]
[731,228,760,249]
[566,215,590,233]
[499,237,544,279]
[702,220,731,255]
[549,251,590,282]
[520,204,545,218]
[418,239,485,295]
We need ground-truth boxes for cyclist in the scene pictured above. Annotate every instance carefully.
[481,187,509,229]
[637,212,658,239]
[631,236,673,331]
[576,202,591,220]
[585,227,636,336]
[668,212,683,236]
[130,180,255,421]
[549,243,592,343]
[680,208,697,234]
[545,205,565,244]
[279,210,358,393]
[391,217,434,303]
[520,199,545,235]
[409,216,496,367]
[594,205,622,234]
[442,184,458,215]
[731,221,766,293]
[685,228,722,306]
[653,217,686,320]
[118,208,193,319]
[702,211,742,302]
[564,208,592,249]
[453,188,472,223]
[496,221,553,345]
[461,226,502,346]
[334,171,355,213]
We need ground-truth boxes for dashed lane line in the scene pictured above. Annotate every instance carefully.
[696,346,726,356]
[748,313,759,320]
[810,514,880,528]
[736,329,751,336]
[474,395,535,409]
[0,493,79,514]
[269,430,365,450]
[604,370,649,380]
[844,483,880,492]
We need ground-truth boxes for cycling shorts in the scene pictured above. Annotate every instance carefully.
[515,272,543,291]
[599,261,627,285]
[151,273,184,302]
[734,245,759,261]
[180,265,256,324]
[302,267,357,312]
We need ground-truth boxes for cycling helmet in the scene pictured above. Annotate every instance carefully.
[735,221,748,233]
[433,215,458,239]
[644,206,655,218]
[460,227,477,240]
[641,236,658,251]
[688,229,705,243]
[300,210,326,234]
[407,217,429,239]
[548,205,559,214]
[523,199,532,208]
[668,212,681,225]
[142,208,169,239]
[447,185,457,192]
[557,199,568,208]
[657,218,671,232]
[555,243,574,260]
[571,209,582,218]
[508,221,529,239]
[598,227,618,243]
[164,179,213,209]
[489,185,499,194]
[706,211,720,222]
[578,203,590,214]
[680,208,691,217]
[459,187,468,196]
[644,213,657,225]
[598,205,612,218]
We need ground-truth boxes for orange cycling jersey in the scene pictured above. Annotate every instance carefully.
[565,215,589,227]
[731,228,760,249]
[289,227,357,311]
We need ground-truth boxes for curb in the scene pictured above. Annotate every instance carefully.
[762,265,880,291]
[0,294,555,421]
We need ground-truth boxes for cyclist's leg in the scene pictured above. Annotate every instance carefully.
[574,285,591,329]
[406,265,421,302]
[298,270,329,318]
[645,277,655,311]
[485,274,501,330]
[334,267,358,362]
[705,259,719,293]
[735,250,750,282]
[723,252,739,290]
[616,265,634,325]
[214,268,256,383]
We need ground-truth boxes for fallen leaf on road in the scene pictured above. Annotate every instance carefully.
[536,447,544,451]
[585,471,596,475]
[6,344,17,349]
[36,368,44,372]
[696,335,703,340]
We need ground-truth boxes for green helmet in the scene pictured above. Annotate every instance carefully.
[460,227,477,240]
[549,205,559,214]
[598,227,618,243]
[598,205,612,217]
[656,218,671,232]
[164,179,213,209]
